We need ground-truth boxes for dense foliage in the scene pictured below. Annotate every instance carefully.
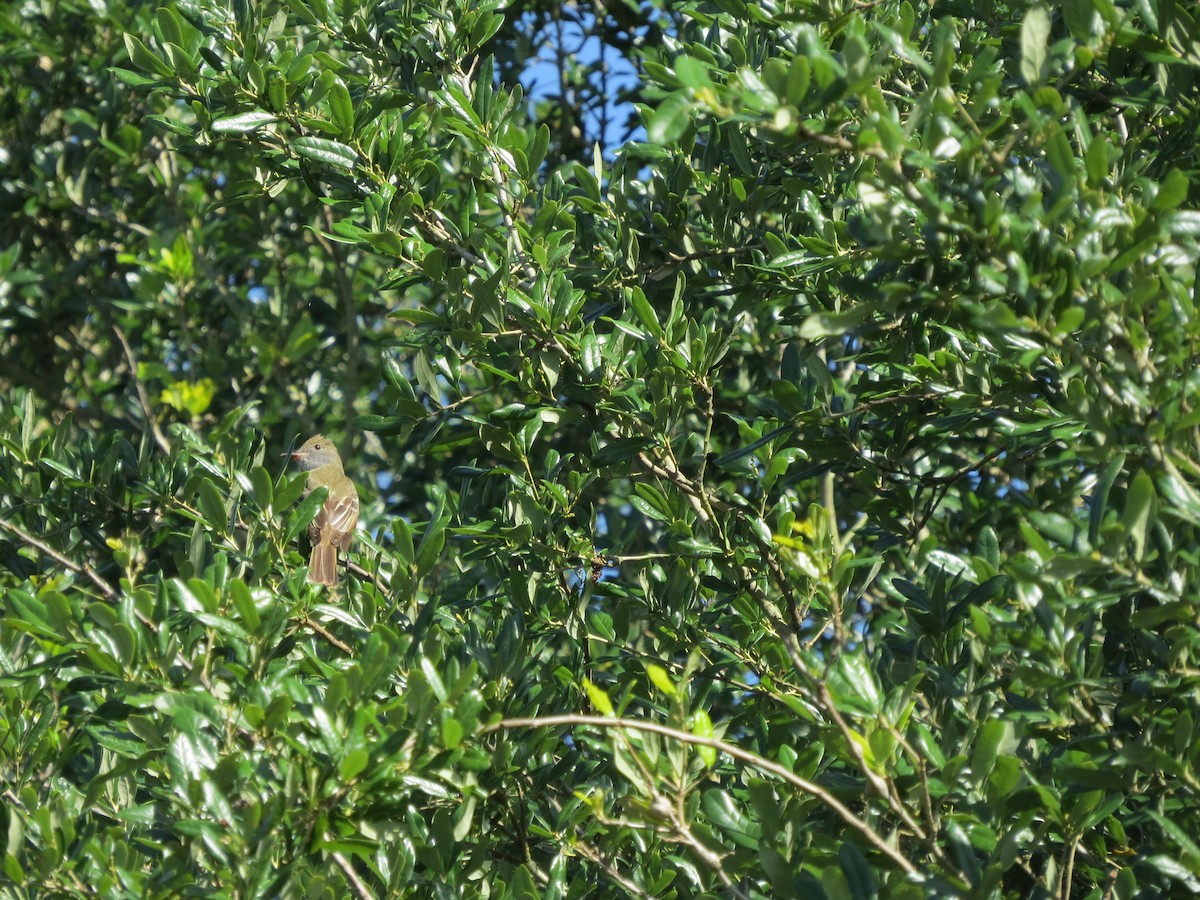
[2,0,1199,895]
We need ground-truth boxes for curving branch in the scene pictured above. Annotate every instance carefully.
[483,713,918,875]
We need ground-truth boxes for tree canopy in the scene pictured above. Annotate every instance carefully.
[2,0,1200,895]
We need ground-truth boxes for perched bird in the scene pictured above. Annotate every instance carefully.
[289,435,359,586]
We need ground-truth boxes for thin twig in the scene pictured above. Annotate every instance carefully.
[0,515,116,600]
[571,839,652,899]
[484,714,917,874]
[299,615,353,655]
[816,682,929,844]
[331,850,375,900]
[0,513,181,655]
[112,323,171,455]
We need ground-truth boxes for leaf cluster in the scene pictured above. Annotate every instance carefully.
[2,0,1200,896]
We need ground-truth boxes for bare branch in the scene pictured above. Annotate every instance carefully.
[112,323,171,455]
[0,514,116,600]
[484,713,918,875]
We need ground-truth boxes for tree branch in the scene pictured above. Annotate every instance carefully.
[484,713,918,875]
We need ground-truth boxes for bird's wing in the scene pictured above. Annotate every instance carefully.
[326,491,360,549]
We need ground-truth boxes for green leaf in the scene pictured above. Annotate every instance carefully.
[146,114,193,136]
[628,286,662,338]
[123,33,175,79]
[630,495,672,523]
[163,43,198,80]
[591,437,656,466]
[1089,454,1125,546]
[525,124,550,176]
[109,67,167,88]
[988,756,1023,800]
[787,54,811,103]
[511,865,540,899]
[249,465,273,512]
[1122,469,1157,561]
[645,663,676,697]
[971,719,1011,781]
[286,485,328,544]
[441,717,464,749]
[691,709,716,767]
[674,56,713,91]
[1148,811,1200,867]
[1062,0,1103,42]
[328,78,354,137]
[339,748,368,781]
[382,354,417,398]
[229,579,259,630]
[1084,135,1109,186]
[280,0,319,24]
[829,652,883,715]
[212,110,278,133]
[946,819,982,887]
[197,478,228,534]
[1020,3,1051,86]
[1055,305,1085,334]
[415,489,449,576]
[1151,169,1189,213]
[647,90,693,146]
[798,306,874,338]
[713,425,796,466]
[673,537,722,557]
[584,677,614,716]
[392,517,415,565]
[1044,123,1076,183]
[352,414,416,435]
[839,840,879,900]
[702,789,758,849]
[469,12,505,49]
[291,136,358,169]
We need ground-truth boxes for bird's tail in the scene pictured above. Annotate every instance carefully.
[308,541,338,586]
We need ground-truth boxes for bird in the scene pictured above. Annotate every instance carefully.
[289,435,359,585]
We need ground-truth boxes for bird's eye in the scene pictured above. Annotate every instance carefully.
[314,443,322,449]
